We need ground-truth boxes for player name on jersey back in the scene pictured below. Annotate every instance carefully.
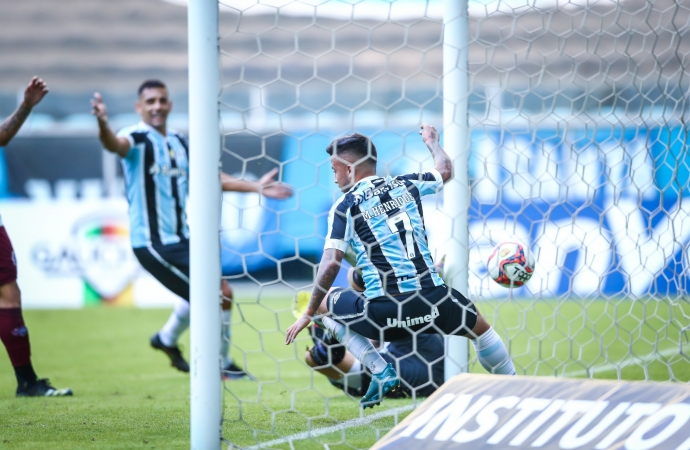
[361,192,415,221]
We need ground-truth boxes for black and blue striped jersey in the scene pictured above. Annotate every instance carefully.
[117,122,189,248]
[325,169,445,298]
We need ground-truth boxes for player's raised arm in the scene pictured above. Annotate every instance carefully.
[221,168,293,199]
[419,123,453,183]
[285,248,344,344]
[91,92,131,158]
[0,77,49,147]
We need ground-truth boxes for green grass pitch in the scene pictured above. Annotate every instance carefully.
[0,295,688,449]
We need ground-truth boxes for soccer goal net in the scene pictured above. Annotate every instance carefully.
[201,0,690,447]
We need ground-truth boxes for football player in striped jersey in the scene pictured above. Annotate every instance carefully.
[286,125,515,408]
[92,80,292,379]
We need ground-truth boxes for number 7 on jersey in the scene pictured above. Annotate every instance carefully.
[386,210,416,259]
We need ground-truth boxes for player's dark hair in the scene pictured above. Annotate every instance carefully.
[326,133,377,167]
[138,79,167,96]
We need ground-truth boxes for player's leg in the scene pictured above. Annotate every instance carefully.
[304,321,349,379]
[469,310,516,375]
[319,289,388,374]
[0,227,72,397]
[319,288,400,407]
[436,286,516,375]
[306,346,369,397]
[153,298,191,372]
[133,245,191,372]
[221,281,254,380]
[343,247,365,292]
[305,346,356,379]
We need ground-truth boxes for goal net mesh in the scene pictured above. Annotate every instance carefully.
[216,0,690,447]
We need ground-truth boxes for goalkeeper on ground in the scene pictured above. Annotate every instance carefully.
[302,258,445,399]
[305,323,444,399]
[286,125,515,409]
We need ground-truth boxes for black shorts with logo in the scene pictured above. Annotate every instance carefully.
[133,241,190,301]
[327,285,478,342]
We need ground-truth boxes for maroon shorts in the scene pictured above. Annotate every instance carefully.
[0,226,17,286]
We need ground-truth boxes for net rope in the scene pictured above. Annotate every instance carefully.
[216,0,690,447]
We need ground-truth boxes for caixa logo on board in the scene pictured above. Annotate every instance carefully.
[31,213,139,300]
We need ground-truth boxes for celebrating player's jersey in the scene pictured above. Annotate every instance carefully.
[324,169,445,298]
[117,122,189,248]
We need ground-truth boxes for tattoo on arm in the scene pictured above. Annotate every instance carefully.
[307,261,340,315]
[307,250,343,316]
[0,103,31,147]
[430,144,453,181]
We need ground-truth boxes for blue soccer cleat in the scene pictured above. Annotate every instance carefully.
[360,363,400,409]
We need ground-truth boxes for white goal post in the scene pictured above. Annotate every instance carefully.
[188,0,222,449]
[442,0,471,380]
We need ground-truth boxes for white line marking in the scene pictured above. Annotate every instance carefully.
[242,404,416,449]
[563,345,688,378]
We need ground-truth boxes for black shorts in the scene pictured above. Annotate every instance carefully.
[327,285,478,342]
[133,241,190,301]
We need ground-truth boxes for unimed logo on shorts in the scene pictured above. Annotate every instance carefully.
[372,374,690,450]
[386,306,440,328]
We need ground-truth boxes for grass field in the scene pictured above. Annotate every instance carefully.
[0,294,689,449]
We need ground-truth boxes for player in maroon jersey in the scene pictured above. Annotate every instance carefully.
[0,77,72,397]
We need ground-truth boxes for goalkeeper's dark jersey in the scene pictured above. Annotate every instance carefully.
[324,170,445,298]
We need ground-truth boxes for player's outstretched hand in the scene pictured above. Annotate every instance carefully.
[91,92,109,124]
[23,77,49,107]
[419,123,440,148]
[258,167,294,200]
[285,314,312,345]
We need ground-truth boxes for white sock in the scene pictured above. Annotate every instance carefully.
[472,327,516,375]
[322,316,388,374]
[221,309,233,367]
[159,300,190,347]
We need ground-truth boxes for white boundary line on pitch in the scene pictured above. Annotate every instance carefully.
[563,345,688,378]
[243,404,416,450]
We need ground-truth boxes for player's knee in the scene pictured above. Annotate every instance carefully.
[305,350,317,367]
[221,281,233,301]
[0,281,21,308]
[317,290,336,315]
[470,311,491,339]
[221,281,233,310]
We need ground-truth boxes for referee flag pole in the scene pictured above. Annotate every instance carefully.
[443,0,471,380]
[188,0,222,448]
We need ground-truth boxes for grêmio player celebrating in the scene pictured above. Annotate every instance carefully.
[92,80,292,379]
[286,124,515,408]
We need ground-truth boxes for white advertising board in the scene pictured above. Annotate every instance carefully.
[0,198,182,308]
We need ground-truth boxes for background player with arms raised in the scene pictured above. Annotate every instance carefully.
[92,79,292,379]
[0,77,73,397]
[286,125,515,408]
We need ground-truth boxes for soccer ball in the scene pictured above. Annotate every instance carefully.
[487,241,535,288]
